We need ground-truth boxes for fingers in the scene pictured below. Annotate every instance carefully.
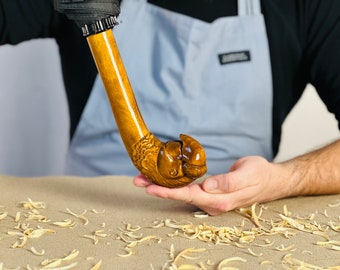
[132,155,273,215]
[201,172,252,194]
[133,174,151,187]
[133,174,242,215]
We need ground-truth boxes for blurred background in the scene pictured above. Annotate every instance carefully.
[0,39,339,177]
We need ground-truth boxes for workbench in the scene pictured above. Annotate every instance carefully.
[0,175,339,269]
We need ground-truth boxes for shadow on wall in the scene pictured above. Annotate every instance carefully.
[0,39,69,177]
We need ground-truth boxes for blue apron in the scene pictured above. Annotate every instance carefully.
[65,0,273,176]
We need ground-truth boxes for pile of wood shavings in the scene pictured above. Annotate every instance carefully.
[0,198,105,270]
[115,202,340,270]
[1,197,340,269]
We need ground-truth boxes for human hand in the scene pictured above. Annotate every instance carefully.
[133,156,298,215]
[54,0,120,27]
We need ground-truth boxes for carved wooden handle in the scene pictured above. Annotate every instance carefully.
[86,30,207,188]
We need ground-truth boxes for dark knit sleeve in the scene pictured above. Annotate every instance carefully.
[0,0,60,45]
[304,0,340,129]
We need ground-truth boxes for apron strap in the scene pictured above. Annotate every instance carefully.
[238,0,261,16]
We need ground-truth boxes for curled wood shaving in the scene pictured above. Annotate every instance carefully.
[331,245,340,251]
[0,212,8,220]
[41,250,79,269]
[254,239,274,247]
[126,235,162,248]
[14,212,21,222]
[283,205,292,217]
[247,247,263,257]
[324,209,330,218]
[62,250,79,261]
[84,234,99,245]
[43,261,78,270]
[275,244,296,252]
[193,211,209,219]
[20,198,46,210]
[30,246,45,256]
[95,230,109,238]
[329,221,340,232]
[175,264,199,269]
[8,226,55,249]
[25,228,55,239]
[52,219,77,228]
[117,247,133,257]
[260,260,274,266]
[124,222,142,232]
[90,260,102,270]
[173,247,206,265]
[328,200,340,208]
[10,236,27,249]
[312,230,330,240]
[282,253,324,269]
[217,257,247,270]
[91,209,105,214]
[279,214,305,231]
[150,220,165,229]
[65,208,88,225]
[84,230,109,245]
[26,210,50,223]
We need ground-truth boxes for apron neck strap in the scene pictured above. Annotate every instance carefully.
[238,0,261,16]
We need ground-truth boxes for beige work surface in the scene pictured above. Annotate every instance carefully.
[0,175,340,269]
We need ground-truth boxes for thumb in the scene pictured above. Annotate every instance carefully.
[201,174,233,194]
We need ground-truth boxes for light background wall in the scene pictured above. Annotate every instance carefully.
[0,40,69,176]
[0,39,339,176]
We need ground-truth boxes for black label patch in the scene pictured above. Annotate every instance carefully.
[218,50,251,65]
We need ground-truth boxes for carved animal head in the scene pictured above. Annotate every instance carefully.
[157,134,207,181]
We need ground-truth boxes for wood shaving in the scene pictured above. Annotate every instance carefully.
[193,211,209,219]
[328,200,340,208]
[90,260,102,270]
[26,210,50,223]
[52,219,77,228]
[150,220,165,229]
[84,230,109,245]
[30,246,45,256]
[124,222,142,232]
[329,221,340,232]
[275,244,296,252]
[282,253,324,269]
[14,212,20,222]
[65,208,88,225]
[20,198,46,210]
[117,247,133,257]
[217,257,247,270]
[330,245,340,251]
[8,226,55,249]
[247,247,263,257]
[2,197,340,269]
[173,248,206,264]
[91,209,105,214]
[0,212,8,220]
[41,250,79,269]
[260,260,274,265]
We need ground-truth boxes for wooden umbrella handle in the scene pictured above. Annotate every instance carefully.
[86,29,207,188]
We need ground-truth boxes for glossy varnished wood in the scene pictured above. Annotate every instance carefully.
[87,30,207,187]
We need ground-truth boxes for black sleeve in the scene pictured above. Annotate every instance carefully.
[0,0,62,45]
[304,0,340,129]
[0,0,98,139]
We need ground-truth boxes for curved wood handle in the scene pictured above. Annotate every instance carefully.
[86,30,207,188]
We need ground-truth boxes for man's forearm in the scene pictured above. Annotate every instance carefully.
[280,139,340,196]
